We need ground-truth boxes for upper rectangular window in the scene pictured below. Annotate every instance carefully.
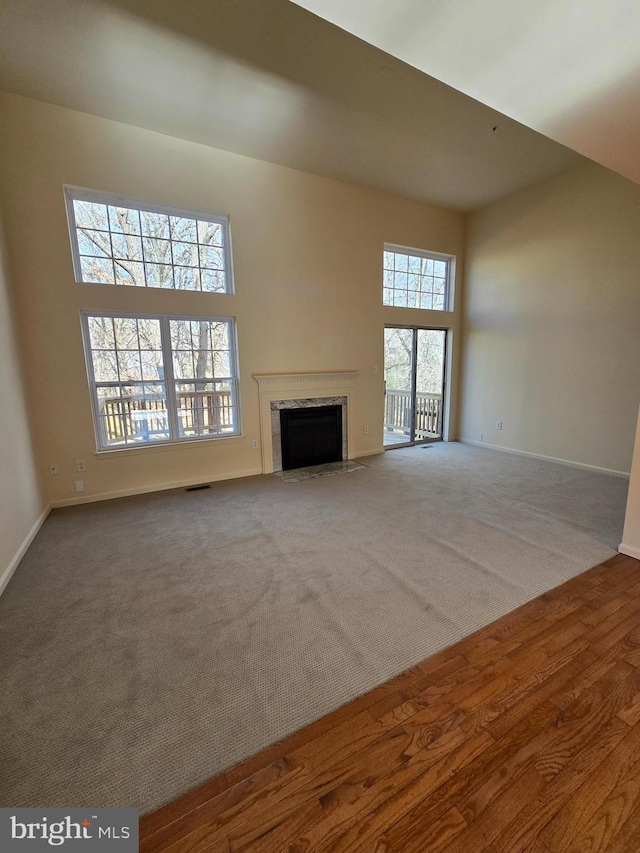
[383,245,453,311]
[65,187,233,293]
[81,312,240,451]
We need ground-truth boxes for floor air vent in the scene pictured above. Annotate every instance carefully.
[185,484,211,492]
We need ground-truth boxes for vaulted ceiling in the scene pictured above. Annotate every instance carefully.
[293,0,640,187]
[0,0,583,211]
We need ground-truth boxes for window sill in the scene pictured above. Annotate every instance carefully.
[94,434,245,458]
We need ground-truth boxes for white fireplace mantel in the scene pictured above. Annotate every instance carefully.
[253,371,359,473]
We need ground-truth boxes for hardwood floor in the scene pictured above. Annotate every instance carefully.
[140,553,640,852]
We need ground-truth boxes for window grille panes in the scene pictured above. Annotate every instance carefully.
[169,319,237,438]
[83,313,240,450]
[66,188,232,293]
[383,247,452,310]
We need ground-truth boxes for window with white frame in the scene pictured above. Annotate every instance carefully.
[65,187,233,293]
[82,313,240,450]
[383,245,453,310]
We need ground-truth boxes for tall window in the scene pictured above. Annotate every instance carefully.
[65,187,233,293]
[383,245,453,310]
[82,313,240,450]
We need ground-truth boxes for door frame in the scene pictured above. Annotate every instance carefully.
[383,324,449,450]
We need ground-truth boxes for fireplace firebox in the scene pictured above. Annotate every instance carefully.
[280,405,343,470]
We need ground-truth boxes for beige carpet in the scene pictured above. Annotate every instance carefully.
[0,443,628,812]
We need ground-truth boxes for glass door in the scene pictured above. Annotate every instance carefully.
[384,326,446,448]
[414,328,446,442]
[383,327,415,447]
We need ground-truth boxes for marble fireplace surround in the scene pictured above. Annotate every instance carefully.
[253,372,359,474]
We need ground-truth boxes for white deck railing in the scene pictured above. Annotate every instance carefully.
[384,389,443,440]
[101,390,233,442]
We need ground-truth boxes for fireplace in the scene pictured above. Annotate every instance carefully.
[252,372,359,474]
[280,405,343,470]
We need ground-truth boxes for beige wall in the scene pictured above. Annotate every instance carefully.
[0,92,465,506]
[461,161,640,475]
[621,406,640,558]
[0,204,46,587]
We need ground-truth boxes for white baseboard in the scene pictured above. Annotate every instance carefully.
[50,468,264,508]
[459,439,630,479]
[52,454,386,508]
[355,448,384,459]
[619,544,640,561]
[0,504,51,597]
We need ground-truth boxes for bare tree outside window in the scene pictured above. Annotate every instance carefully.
[384,327,444,393]
[83,313,239,449]
[383,246,452,310]
[66,189,231,293]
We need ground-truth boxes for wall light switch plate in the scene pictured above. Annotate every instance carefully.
[49,464,59,475]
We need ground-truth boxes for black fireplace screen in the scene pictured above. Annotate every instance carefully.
[280,405,343,470]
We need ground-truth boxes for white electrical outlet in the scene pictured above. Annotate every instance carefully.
[364,425,370,434]
[477,433,483,442]
[495,421,503,430]
[75,480,85,493]
[49,464,59,475]
[252,439,259,449]
[76,459,86,472]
